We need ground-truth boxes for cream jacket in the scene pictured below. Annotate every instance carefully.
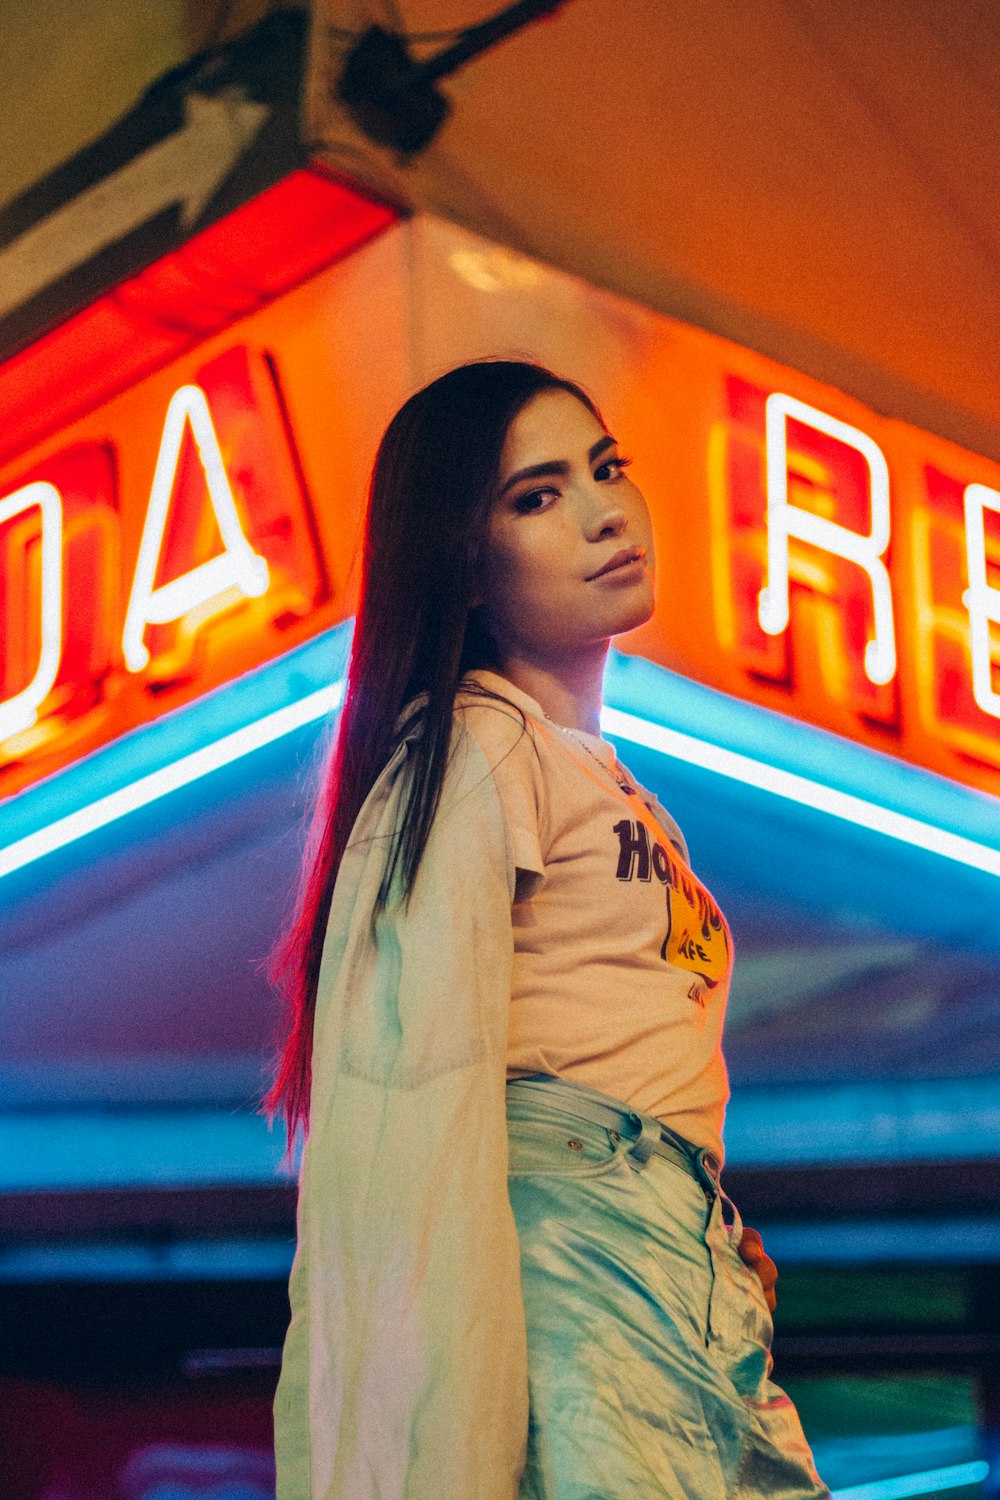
[273,709,529,1500]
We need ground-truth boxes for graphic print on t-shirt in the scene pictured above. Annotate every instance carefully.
[613,817,729,1003]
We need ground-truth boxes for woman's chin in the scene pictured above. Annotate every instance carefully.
[611,592,656,637]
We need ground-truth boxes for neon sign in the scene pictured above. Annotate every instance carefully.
[3,235,1000,808]
[697,367,1000,789]
[1,344,330,799]
[759,395,896,688]
[0,482,62,741]
[122,384,270,673]
[964,483,1000,719]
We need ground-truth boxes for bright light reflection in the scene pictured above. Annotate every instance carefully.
[830,1458,989,1499]
[0,680,343,878]
[601,707,1000,880]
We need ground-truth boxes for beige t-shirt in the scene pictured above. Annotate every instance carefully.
[457,670,733,1161]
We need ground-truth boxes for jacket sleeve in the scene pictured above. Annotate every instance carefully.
[274,719,529,1500]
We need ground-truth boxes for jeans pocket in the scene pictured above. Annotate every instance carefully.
[506,1114,630,1181]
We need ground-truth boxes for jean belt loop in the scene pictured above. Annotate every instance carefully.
[626,1113,662,1166]
[695,1147,722,1197]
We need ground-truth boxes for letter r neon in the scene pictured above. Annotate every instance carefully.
[758,393,897,687]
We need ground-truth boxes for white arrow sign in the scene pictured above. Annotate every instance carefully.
[0,90,270,321]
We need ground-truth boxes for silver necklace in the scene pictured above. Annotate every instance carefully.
[547,718,636,796]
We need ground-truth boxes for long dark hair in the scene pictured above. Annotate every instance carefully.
[266,360,599,1136]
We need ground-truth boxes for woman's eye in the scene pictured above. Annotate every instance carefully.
[514,487,556,514]
[594,455,632,483]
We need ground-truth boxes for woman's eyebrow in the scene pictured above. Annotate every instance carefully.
[499,434,618,497]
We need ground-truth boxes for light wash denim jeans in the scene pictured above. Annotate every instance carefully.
[506,1076,829,1500]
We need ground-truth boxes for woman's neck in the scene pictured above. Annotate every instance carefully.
[493,648,607,735]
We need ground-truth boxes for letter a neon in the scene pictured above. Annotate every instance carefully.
[0,481,63,742]
[758,393,897,686]
[122,384,269,672]
[963,483,1000,719]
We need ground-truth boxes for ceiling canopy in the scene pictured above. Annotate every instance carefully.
[311,0,1000,461]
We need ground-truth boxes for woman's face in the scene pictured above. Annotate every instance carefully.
[478,389,655,666]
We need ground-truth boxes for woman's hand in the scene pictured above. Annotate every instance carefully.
[737,1226,778,1312]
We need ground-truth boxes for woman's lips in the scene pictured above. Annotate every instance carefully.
[586,548,646,581]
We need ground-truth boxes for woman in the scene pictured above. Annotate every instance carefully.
[269,360,827,1499]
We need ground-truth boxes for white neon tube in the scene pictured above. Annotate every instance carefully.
[601,706,1000,880]
[3,681,999,884]
[760,393,897,687]
[963,481,1000,719]
[830,1458,989,1500]
[0,680,343,878]
[0,481,64,741]
[122,384,270,673]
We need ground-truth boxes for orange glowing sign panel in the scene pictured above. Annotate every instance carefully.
[0,344,337,799]
[694,373,1000,788]
[3,214,1000,804]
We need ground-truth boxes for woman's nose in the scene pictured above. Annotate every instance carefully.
[584,503,628,542]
